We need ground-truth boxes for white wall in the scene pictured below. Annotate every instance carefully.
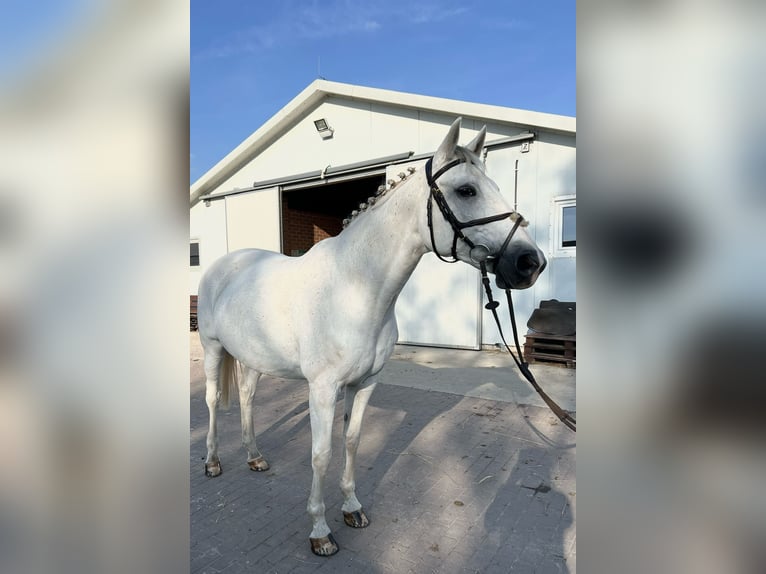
[534,131,576,303]
[225,187,281,253]
[210,99,517,194]
[389,160,483,349]
[189,198,227,295]
[480,132,576,346]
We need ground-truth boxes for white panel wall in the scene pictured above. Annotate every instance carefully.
[482,143,540,346]
[547,256,576,302]
[189,199,227,295]
[370,103,419,149]
[210,101,526,196]
[225,187,281,253]
[396,253,482,349]
[480,133,575,346]
[534,132,576,303]
[389,161,482,349]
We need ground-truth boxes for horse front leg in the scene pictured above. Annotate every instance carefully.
[307,378,340,556]
[340,378,378,528]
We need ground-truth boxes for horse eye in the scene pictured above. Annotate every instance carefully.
[456,185,477,198]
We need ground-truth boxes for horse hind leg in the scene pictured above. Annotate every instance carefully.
[202,340,225,477]
[239,367,269,471]
[340,378,377,529]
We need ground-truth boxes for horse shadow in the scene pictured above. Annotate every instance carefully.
[343,375,575,573]
[481,446,575,573]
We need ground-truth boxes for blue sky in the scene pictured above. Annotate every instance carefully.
[191,0,575,183]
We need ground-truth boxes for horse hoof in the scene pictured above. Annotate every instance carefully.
[309,533,339,556]
[343,509,369,528]
[204,461,222,477]
[248,457,270,472]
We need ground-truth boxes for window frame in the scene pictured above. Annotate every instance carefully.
[551,195,576,258]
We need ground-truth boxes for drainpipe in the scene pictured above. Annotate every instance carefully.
[513,159,519,212]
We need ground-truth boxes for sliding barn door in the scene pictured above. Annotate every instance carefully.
[388,162,483,349]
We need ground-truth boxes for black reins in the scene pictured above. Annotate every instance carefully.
[425,156,576,432]
[479,276,577,432]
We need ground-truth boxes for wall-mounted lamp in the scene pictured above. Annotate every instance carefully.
[313,118,334,140]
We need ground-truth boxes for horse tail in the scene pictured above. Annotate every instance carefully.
[219,349,240,409]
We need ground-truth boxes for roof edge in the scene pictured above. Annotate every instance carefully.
[191,80,327,206]
[191,80,575,206]
[318,80,575,134]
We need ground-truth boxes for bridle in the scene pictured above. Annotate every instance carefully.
[425,156,523,265]
[425,156,576,432]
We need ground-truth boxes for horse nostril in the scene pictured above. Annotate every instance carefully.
[516,252,540,275]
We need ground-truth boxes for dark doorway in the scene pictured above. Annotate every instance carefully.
[281,175,383,256]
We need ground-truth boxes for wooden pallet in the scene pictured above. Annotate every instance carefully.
[190,295,198,332]
[524,332,576,368]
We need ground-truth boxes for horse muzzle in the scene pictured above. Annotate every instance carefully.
[494,248,547,289]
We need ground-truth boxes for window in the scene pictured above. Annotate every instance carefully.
[551,196,576,257]
[562,205,576,247]
[190,241,200,267]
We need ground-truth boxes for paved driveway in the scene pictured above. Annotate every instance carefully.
[190,334,576,573]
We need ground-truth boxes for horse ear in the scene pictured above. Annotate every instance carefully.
[465,126,487,156]
[433,117,462,168]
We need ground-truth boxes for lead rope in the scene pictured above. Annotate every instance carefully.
[425,156,574,431]
[479,263,576,432]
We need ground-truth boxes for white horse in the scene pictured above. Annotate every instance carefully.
[196,118,546,556]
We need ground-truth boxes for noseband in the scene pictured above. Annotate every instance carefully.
[424,156,576,432]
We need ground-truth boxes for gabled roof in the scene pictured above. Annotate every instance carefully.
[190,80,575,206]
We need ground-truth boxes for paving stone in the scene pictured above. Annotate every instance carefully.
[190,335,576,573]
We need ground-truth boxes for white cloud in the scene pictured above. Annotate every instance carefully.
[195,0,471,60]
[411,5,469,24]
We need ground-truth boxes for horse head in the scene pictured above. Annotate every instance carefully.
[423,118,547,289]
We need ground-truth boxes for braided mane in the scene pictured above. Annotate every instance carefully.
[341,145,487,230]
[341,165,418,229]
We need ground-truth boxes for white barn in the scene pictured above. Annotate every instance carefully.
[190,80,575,350]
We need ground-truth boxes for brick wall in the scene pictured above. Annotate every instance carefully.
[282,206,343,256]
